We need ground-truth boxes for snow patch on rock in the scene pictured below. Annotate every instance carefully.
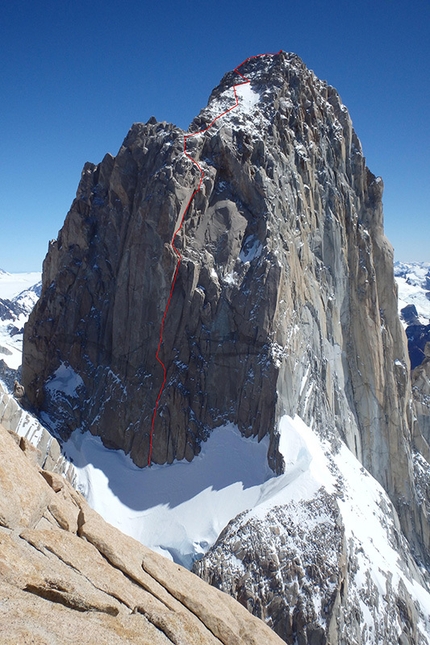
[45,362,84,399]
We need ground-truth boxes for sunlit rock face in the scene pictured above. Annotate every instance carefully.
[23,51,428,577]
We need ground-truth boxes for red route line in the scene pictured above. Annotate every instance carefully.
[148,51,281,466]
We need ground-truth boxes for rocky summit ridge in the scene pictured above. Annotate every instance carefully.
[20,51,430,642]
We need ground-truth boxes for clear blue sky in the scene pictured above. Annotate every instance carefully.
[1,0,429,272]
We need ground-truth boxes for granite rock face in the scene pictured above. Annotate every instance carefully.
[0,421,284,645]
[22,52,429,577]
[195,489,346,644]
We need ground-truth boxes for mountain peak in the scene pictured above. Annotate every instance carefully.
[191,50,344,138]
[20,53,430,642]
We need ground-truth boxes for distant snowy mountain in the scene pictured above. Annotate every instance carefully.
[394,261,430,325]
[0,271,41,389]
[394,262,430,369]
[0,270,41,300]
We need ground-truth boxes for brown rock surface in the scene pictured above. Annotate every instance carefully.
[0,422,284,645]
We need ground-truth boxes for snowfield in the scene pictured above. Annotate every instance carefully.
[64,423,274,568]
[63,414,430,641]
[63,417,336,566]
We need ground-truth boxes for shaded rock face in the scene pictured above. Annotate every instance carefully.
[412,354,430,457]
[0,421,284,645]
[402,304,421,327]
[22,52,427,562]
[407,325,430,369]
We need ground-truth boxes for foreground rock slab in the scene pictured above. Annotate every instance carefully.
[0,422,283,645]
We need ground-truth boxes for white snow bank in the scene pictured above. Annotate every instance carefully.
[253,415,334,513]
[335,443,402,585]
[64,424,273,568]
[334,442,430,638]
[63,411,430,636]
[235,82,260,111]
[64,414,330,568]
